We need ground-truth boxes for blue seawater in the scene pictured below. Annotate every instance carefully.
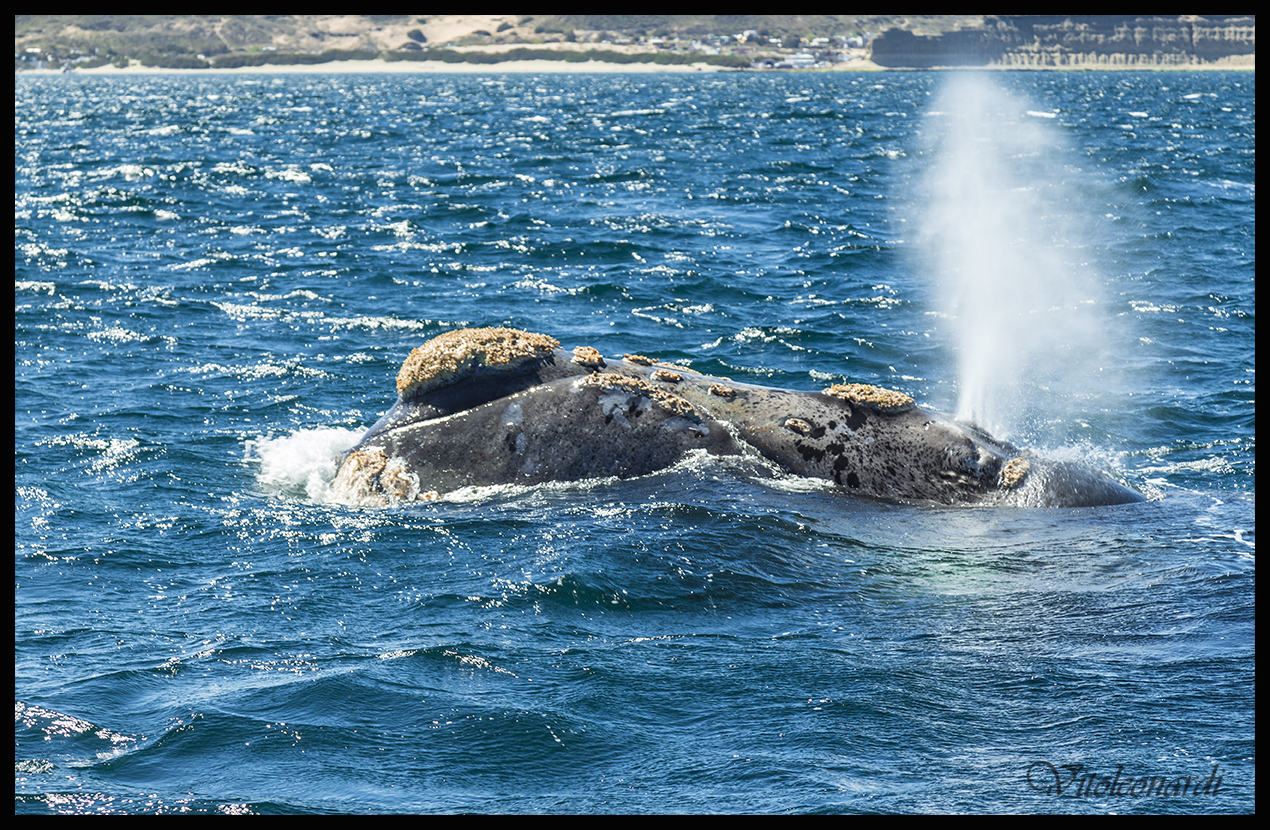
[15,70,1253,814]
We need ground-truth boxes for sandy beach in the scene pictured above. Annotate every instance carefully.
[29,57,752,77]
[26,53,1251,77]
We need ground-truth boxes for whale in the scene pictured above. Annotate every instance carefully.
[332,327,1145,508]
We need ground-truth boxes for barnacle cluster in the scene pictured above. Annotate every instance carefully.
[396,327,559,400]
[332,448,437,504]
[571,345,606,368]
[784,418,812,435]
[999,456,1031,489]
[651,369,683,383]
[580,372,700,421]
[822,383,915,413]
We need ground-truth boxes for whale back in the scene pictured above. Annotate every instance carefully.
[334,328,1144,507]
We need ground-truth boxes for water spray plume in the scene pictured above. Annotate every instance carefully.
[916,74,1113,442]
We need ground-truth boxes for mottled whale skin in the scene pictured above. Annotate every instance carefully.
[332,327,1144,508]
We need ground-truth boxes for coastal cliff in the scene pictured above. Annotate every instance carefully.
[869,15,1255,68]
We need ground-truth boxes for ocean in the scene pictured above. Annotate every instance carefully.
[15,69,1254,814]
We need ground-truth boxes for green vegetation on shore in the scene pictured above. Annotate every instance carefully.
[193,47,749,71]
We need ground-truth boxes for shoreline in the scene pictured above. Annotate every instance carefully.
[19,58,737,77]
[18,54,1254,77]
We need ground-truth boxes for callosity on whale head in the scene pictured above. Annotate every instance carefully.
[331,327,1145,508]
